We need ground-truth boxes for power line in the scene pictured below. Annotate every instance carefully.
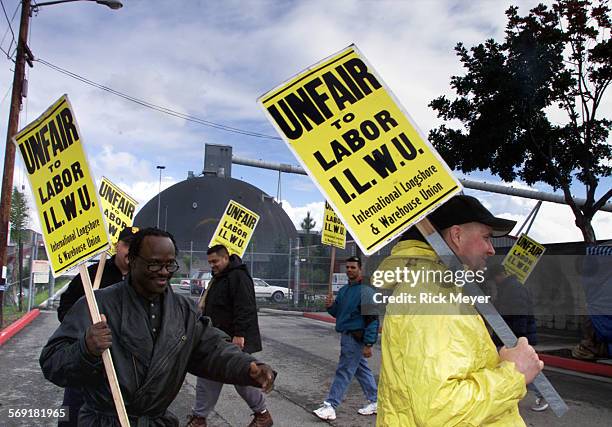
[0,0,16,59]
[0,43,13,61]
[35,57,282,141]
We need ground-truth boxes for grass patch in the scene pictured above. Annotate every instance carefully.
[1,277,69,327]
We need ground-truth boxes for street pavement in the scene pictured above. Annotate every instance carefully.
[0,302,611,426]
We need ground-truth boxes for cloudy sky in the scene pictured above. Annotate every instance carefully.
[0,0,610,244]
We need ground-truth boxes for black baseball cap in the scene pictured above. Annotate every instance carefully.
[118,226,139,243]
[428,195,516,237]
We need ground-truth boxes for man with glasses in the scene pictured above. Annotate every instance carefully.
[313,256,379,421]
[56,225,137,427]
[40,228,275,426]
[187,244,271,427]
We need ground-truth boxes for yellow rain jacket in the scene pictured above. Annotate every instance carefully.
[376,240,526,426]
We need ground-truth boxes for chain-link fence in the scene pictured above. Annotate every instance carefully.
[175,239,365,308]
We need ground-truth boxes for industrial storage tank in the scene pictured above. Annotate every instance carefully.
[134,174,297,254]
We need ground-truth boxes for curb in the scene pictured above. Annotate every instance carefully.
[540,354,612,378]
[258,308,303,316]
[0,309,41,347]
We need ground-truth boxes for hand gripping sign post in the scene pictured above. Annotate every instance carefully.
[259,44,461,256]
[259,45,567,417]
[13,95,129,426]
[209,200,260,258]
[321,201,346,295]
[96,177,139,289]
[503,233,546,284]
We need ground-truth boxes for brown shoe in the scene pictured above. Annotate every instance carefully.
[185,414,207,427]
[247,410,273,427]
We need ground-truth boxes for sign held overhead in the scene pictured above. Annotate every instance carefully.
[259,45,461,255]
[13,94,110,276]
[209,200,260,258]
[99,177,138,255]
[321,201,346,249]
[503,233,546,284]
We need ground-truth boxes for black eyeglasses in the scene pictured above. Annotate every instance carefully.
[135,255,180,273]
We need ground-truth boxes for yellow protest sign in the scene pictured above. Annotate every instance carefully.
[13,94,109,276]
[321,201,346,249]
[209,200,260,258]
[99,177,138,255]
[259,45,461,255]
[502,233,546,284]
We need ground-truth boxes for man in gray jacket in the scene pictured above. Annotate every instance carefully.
[40,228,275,426]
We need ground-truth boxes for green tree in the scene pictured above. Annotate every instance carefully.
[300,211,317,250]
[9,186,29,311]
[429,0,611,243]
[9,186,29,243]
[300,211,316,233]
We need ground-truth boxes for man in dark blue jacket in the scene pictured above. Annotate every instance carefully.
[313,256,379,421]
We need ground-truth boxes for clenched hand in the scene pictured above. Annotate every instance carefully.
[499,336,544,384]
[85,314,112,357]
[249,362,276,393]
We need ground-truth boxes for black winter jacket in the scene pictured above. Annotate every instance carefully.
[57,255,124,322]
[202,255,262,354]
[40,279,258,426]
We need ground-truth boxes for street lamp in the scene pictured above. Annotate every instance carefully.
[156,166,165,228]
[34,1,123,11]
[0,0,122,327]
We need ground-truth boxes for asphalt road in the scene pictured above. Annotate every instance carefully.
[0,300,611,426]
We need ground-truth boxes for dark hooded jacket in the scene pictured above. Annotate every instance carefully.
[201,254,262,354]
[40,279,258,426]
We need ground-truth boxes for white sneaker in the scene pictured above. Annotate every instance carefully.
[531,397,549,412]
[313,402,336,420]
[358,401,377,415]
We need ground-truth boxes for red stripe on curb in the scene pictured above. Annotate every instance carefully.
[303,312,336,324]
[0,309,41,347]
[540,353,612,378]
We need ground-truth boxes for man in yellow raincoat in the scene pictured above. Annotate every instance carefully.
[374,195,543,426]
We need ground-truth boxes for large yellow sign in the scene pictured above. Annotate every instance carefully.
[209,200,260,258]
[503,233,546,284]
[259,45,461,255]
[321,201,346,249]
[99,177,138,255]
[13,95,110,276]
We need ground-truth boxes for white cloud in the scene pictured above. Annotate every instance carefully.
[465,187,612,243]
[280,200,325,232]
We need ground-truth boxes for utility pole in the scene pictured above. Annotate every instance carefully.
[0,0,32,328]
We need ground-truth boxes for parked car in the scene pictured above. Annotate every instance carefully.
[253,278,290,302]
[189,271,212,295]
[179,279,191,291]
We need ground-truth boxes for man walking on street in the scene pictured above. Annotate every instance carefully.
[313,256,379,421]
[41,228,275,426]
[374,195,543,426]
[56,226,137,427]
[187,244,272,427]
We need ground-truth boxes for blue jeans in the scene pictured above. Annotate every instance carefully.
[326,332,378,408]
[527,383,543,399]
